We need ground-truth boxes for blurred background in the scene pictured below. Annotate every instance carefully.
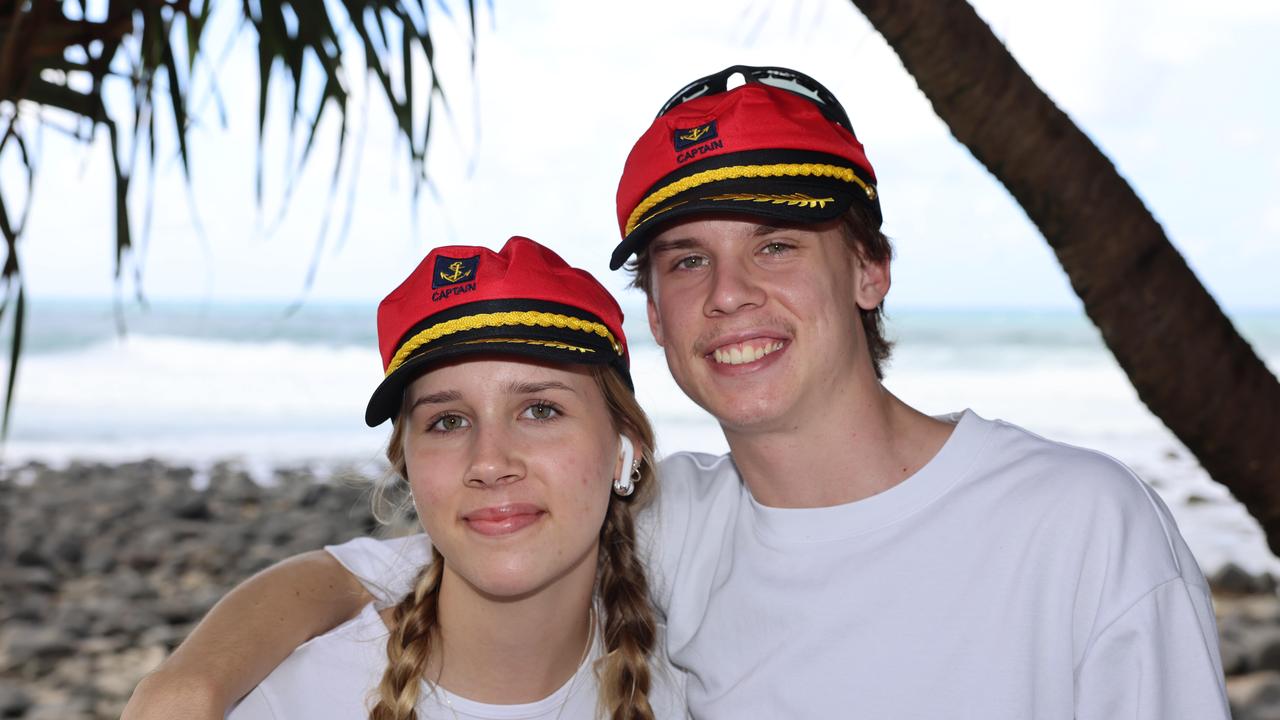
[1,0,1278,716]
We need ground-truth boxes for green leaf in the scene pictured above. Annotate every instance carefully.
[162,25,193,177]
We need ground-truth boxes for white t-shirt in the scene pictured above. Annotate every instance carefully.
[227,602,688,719]
[328,410,1230,719]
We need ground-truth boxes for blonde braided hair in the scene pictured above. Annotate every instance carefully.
[592,367,658,720]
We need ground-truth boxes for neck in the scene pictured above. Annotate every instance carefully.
[723,380,954,508]
[428,554,596,704]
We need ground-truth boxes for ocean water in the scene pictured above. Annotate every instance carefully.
[3,298,1279,574]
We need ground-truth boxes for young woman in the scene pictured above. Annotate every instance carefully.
[227,236,684,719]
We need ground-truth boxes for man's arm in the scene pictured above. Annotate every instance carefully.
[122,549,371,719]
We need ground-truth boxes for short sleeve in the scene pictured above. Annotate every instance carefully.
[323,534,431,608]
[1075,577,1230,719]
[225,687,277,719]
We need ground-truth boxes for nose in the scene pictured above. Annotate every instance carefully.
[465,423,525,488]
[703,256,765,317]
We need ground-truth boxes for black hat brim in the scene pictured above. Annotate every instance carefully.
[611,174,875,270]
[365,329,630,427]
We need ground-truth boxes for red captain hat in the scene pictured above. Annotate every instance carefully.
[366,236,631,427]
[613,65,881,270]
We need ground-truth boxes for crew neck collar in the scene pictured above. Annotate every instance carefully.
[748,409,992,545]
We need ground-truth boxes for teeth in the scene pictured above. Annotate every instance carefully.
[712,341,784,366]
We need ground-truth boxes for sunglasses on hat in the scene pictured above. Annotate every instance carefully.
[656,64,855,133]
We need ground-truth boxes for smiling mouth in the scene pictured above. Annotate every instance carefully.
[711,339,785,366]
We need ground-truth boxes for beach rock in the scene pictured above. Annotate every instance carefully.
[79,537,119,575]
[0,624,75,674]
[0,594,49,625]
[1258,630,1280,675]
[1213,563,1270,595]
[1230,671,1280,720]
[1227,624,1280,675]
[153,591,217,626]
[207,464,261,503]
[11,540,44,569]
[1260,573,1280,596]
[0,680,32,717]
[93,645,168,712]
[137,623,190,651]
[0,566,56,594]
[0,458,385,717]
[1219,593,1280,625]
[172,495,212,521]
[1220,619,1251,675]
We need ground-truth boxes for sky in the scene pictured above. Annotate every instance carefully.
[5,0,1279,312]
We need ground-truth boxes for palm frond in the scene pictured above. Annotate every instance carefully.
[0,0,478,437]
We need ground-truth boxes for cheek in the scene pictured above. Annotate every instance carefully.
[548,449,611,505]
[555,437,616,519]
[653,283,697,327]
[776,272,845,323]
[408,477,449,534]
[404,449,461,528]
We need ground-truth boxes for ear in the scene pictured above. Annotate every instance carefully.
[646,295,665,347]
[854,255,891,311]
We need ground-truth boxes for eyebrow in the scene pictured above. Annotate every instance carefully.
[650,223,789,252]
[406,380,576,411]
[408,389,462,411]
[505,379,577,396]
[751,223,788,237]
[649,237,701,255]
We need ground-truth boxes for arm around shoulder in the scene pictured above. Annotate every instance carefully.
[122,549,371,719]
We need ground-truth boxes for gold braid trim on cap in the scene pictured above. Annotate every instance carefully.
[704,192,835,208]
[386,310,619,377]
[625,162,875,236]
[454,337,596,353]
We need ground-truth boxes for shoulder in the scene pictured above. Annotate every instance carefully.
[640,451,744,614]
[240,604,390,716]
[324,534,432,607]
[974,415,1205,591]
[657,451,741,497]
[651,450,746,534]
[982,418,1172,518]
[286,603,390,667]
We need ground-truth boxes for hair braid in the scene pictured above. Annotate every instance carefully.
[596,494,658,720]
[368,547,444,720]
[591,366,660,720]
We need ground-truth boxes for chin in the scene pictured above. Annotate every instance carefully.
[459,562,553,601]
[698,390,793,432]
[452,544,598,603]
[717,412,790,436]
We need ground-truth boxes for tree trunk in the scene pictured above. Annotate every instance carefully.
[849,0,1280,554]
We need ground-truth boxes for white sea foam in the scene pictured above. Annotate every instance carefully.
[4,334,387,466]
[3,322,1278,576]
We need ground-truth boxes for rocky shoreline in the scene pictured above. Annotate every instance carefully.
[2,459,1279,719]
[0,459,387,719]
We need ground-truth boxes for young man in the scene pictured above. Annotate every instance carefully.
[126,66,1229,719]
